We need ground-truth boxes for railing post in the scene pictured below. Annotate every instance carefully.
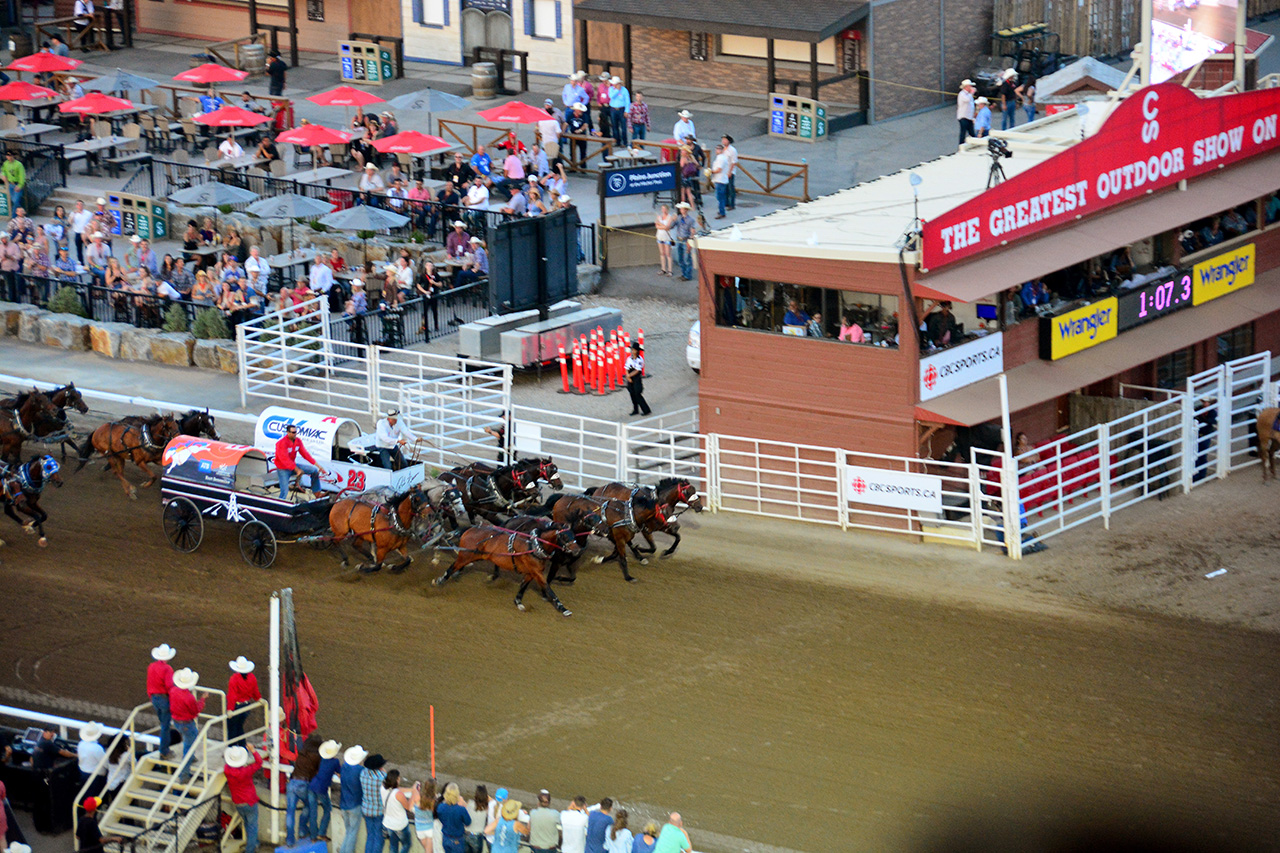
[1216,367,1231,479]
[1001,455,1021,560]
[968,460,984,550]
[368,345,381,424]
[236,324,248,407]
[836,452,848,530]
[1099,423,1112,530]
[1180,386,1195,493]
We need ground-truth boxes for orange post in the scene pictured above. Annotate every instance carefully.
[637,328,646,375]
[572,342,583,393]
[607,343,617,391]
[558,344,570,393]
[429,705,435,779]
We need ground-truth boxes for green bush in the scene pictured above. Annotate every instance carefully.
[47,285,87,317]
[308,221,328,233]
[191,308,231,340]
[162,304,189,333]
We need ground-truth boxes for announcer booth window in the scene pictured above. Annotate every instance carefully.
[715,276,898,348]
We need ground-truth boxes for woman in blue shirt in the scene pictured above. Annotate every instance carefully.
[484,799,523,853]
[434,782,471,853]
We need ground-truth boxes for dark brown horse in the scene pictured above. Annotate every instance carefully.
[0,384,89,458]
[123,408,220,441]
[0,454,63,546]
[439,462,541,524]
[588,477,704,557]
[452,457,564,490]
[329,488,439,574]
[433,520,578,615]
[75,414,181,498]
[0,390,62,465]
[535,490,657,583]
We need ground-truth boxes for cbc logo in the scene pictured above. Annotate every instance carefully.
[850,477,867,495]
[607,173,627,193]
[923,364,938,391]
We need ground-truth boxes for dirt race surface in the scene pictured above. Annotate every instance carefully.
[4,456,1280,852]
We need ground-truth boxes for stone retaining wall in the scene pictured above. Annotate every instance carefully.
[0,302,238,373]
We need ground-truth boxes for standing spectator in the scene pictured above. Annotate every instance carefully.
[628,92,650,141]
[651,814,690,853]
[360,754,388,853]
[485,799,524,853]
[267,50,287,96]
[49,34,70,56]
[559,796,589,853]
[464,787,488,853]
[2,234,25,290]
[72,0,94,47]
[564,103,592,164]
[70,200,94,262]
[380,771,413,853]
[310,740,341,841]
[672,203,696,281]
[673,110,695,143]
[219,134,245,160]
[169,667,205,782]
[147,643,176,759]
[607,76,631,146]
[31,727,74,770]
[1018,74,1037,123]
[2,152,24,213]
[287,733,322,847]
[537,105,562,163]
[632,821,660,853]
[594,72,612,139]
[720,134,738,210]
[76,722,106,798]
[45,204,69,252]
[526,790,558,853]
[603,810,631,853]
[956,79,976,145]
[77,798,123,853]
[654,204,675,277]
[338,746,367,853]
[223,745,264,852]
[435,782,471,853]
[585,799,614,853]
[103,742,130,805]
[973,97,992,138]
[411,778,435,853]
[710,143,731,219]
[998,69,1019,130]
[444,152,475,189]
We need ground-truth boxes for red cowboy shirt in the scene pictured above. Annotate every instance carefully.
[147,660,174,697]
[274,434,318,471]
[170,687,205,722]
[223,751,264,805]
[228,672,261,707]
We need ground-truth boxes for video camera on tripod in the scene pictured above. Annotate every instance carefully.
[985,137,1013,188]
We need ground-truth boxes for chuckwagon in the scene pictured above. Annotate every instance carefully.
[159,435,332,568]
[252,406,426,496]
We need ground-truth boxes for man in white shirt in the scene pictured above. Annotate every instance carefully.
[308,257,333,295]
[559,796,589,853]
[72,0,94,41]
[77,722,106,794]
[721,134,738,211]
[218,135,244,160]
[386,179,407,211]
[536,109,561,162]
[463,177,489,211]
[359,163,385,193]
[244,245,270,286]
[710,142,731,219]
[373,409,417,469]
[956,78,976,146]
[673,110,696,143]
[70,199,94,262]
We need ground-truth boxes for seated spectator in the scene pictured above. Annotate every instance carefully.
[218,134,245,160]
[782,298,809,329]
[1178,229,1200,255]
[499,150,525,196]
[500,186,527,217]
[1267,193,1280,224]
[255,135,280,163]
[51,246,77,281]
[838,312,865,343]
[386,162,407,187]
[8,207,33,243]
[1221,207,1248,236]
[191,271,217,305]
[525,188,548,217]
[199,218,217,244]
[199,87,224,114]
[349,280,368,314]
[25,231,50,277]
[359,163,385,193]
[469,237,488,277]
[470,145,492,178]
[328,249,346,273]
[103,256,127,291]
[170,259,195,297]
[807,311,825,339]
[84,232,112,282]
[922,300,961,348]
[445,221,471,259]
[1200,216,1226,247]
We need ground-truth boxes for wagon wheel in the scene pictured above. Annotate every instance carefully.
[162,497,204,554]
[239,520,278,569]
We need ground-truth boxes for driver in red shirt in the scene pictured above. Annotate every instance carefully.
[275,423,324,499]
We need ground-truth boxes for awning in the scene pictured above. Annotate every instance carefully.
[573,0,867,42]
[915,147,1280,304]
[916,275,1280,426]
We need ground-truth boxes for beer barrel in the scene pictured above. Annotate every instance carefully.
[471,62,497,100]
[240,43,266,77]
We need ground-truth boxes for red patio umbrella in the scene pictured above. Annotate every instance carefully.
[476,100,549,124]
[0,80,59,101]
[5,53,82,74]
[173,63,250,85]
[371,130,451,155]
[276,124,354,146]
[194,105,273,127]
[58,92,134,115]
[307,85,386,107]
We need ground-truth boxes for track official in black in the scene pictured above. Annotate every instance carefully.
[625,342,651,416]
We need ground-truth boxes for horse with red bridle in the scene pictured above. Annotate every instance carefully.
[438,462,541,524]
[329,488,440,574]
[587,477,704,558]
[433,517,579,615]
[533,489,657,583]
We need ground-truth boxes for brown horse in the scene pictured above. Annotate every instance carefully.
[329,489,439,574]
[433,520,578,615]
[588,477,704,558]
[535,490,657,583]
[0,384,89,458]
[0,454,63,546]
[0,389,62,465]
[1256,407,1280,481]
[75,414,181,498]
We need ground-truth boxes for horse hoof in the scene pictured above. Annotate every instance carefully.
[21,524,33,535]
[37,537,47,548]
[592,556,604,564]
[516,602,526,612]
[640,558,650,566]
[358,565,381,574]
[390,563,410,575]
[128,492,137,501]
[561,609,573,617]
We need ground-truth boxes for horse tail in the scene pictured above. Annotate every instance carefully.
[583,485,598,497]
[530,492,562,516]
[74,430,97,472]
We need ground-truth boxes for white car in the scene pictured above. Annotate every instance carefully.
[686,320,701,373]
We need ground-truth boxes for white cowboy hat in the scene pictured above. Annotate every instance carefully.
[675,201,691,209]
[559,195,571,203]
[364,163,378,170]
[151,643,177,661]
[130,234,142,243]
[571,103,586,111]
[224,746,249,768]
[319,739,341,759]
[352,280,365,288]
[598,72,610,80]
[960,79,975,88]
[173,667,199,690]
[1002,68,1018,79]
[610,76,621,84]
[229,655,255,674]
[469,236,481,244]
[80,721,104,742]
[452,220,465,227]
[677,109,692,118]
[9,844,31,853]
[96,197,106,204]
[976,96,989,105]
[343,745,368,766]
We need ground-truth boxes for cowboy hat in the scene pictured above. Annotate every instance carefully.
[571,103,586,111]
[229,655,255,674]
[80,722,104,742]
[677,109,692,118]
[1002,68,1018,79]
[501,800,521,820]
[559,195,571,203]
[385,409,401,418]
[9,845,31,853]
[224,746,250,768]
[344,745,368,766]
[130,234,142,243]
[960,79,975,88]
[675,201,691,209]
[976,96,989,105]
[364,753,386,770]
[364,163,378,170]
[173,667,199,690]
[598,72,610,80]
[610,76,621,84]
[452,220,465,227]
[151,643,177,661]
[469,236,481,244]
[320,739,341,759]
[96,197,106,204]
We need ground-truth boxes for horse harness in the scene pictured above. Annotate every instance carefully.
[342,494,415,538]
[581,493,642,533]
[1,460,44,501]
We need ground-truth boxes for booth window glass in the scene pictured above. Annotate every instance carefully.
[1217,324,1253,363]
[715,276,898,348]
[1157,346,1196,389]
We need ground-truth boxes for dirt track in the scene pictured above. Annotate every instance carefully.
[4,460,1280,852]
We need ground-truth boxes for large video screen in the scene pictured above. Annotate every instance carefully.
[1151,0,1239,83]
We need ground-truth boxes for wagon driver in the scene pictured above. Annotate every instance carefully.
[276,423,325,499]
[375,410,418,470]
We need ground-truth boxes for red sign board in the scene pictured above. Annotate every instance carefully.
[921,84,1280,270]
[1044,103,1074,115]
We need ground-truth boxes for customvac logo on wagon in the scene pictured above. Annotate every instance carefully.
[846,465,943,513]
[262,417,328,441]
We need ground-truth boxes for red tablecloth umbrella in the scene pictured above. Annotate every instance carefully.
[173,63,250,85]
[194,105,273,127]
[5,53,82,74]
[276,124,354,146]
[58,92,134,115]
[476,100,549,124]
[306,85,386,107]
[0,80,59,101]
[370,131,451,155]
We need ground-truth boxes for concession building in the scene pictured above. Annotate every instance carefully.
[694,82,1280,459]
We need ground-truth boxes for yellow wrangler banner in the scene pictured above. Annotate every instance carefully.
[1042,297,1118,360]
[1193,243,1255,306]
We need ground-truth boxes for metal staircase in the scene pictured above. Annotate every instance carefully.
[74,692,271,853]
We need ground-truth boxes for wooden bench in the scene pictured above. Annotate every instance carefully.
[105,151,153,177]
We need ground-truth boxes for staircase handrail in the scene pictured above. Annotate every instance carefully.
[124,792,222,853]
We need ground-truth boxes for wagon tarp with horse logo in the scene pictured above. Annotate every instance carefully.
[160,435,332,568]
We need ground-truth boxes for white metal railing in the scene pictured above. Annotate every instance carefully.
[714,436,844,526]
[511,405,626,487]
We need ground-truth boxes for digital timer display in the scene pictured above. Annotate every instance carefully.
[1116,272,1193,332]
